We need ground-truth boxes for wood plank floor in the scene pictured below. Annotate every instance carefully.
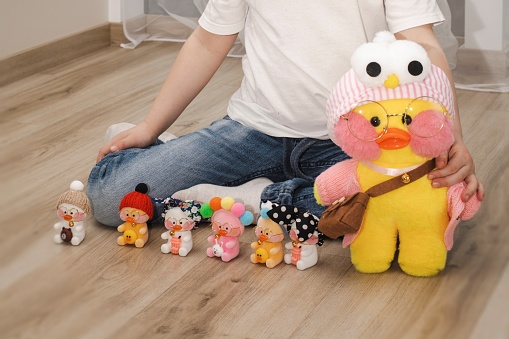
[1,41,508,338]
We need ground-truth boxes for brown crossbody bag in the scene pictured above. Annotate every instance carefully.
[318,159,436,239]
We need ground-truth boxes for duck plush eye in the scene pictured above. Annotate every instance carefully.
[408,61,423,76]
[366,62,382,77]
[389,40,431,84]
[403,114,413,125]
[370,116,381,127]
[351,41,392,87]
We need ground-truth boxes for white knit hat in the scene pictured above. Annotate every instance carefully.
[326,31,454,144]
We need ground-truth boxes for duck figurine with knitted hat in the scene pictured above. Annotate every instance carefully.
[117,183,153,248]
[314,31,481,276]
[54,180,91,246]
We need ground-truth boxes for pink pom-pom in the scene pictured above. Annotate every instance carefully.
[231,202,245,217]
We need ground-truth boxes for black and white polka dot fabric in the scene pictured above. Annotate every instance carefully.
[267,204,325,246]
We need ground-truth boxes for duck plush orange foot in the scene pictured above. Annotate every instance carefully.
[117,183,153,248]
[315,31,481,277]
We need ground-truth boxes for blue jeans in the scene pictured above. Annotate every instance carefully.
[87,117,349,226]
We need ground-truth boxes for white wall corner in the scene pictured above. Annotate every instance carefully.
[109,0,122,23]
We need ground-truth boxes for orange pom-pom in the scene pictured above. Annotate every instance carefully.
[209,197,222,211]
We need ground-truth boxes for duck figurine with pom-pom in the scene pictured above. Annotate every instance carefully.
[54,180,91,245]
[117,183,153,248]
[200,196,254,262]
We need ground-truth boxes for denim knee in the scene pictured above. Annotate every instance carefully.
[87,161,121,227]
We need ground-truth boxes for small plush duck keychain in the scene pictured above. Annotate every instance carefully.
[117,183,153,248]
[53,180,91,246]
[160,197,202,256]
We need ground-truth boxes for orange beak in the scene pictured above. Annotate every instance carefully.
[218,230,228,236]
[259,234,268,242]
[376,128,410,150]
[126,217,135,223]
[64,215,73,221]
[173,225,182,231]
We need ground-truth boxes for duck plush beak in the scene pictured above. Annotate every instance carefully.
[384,74,400,89]
[376,128,410,150]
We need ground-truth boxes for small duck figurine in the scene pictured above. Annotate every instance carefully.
[54,180,91,246]
[267,205,325,271]
[117,183,153,248]
[161,198,202,256]
[200,196,254,262]
[250,201,284,268]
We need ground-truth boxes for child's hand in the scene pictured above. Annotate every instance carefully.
[96,121,157,162]
[428,140,485,203]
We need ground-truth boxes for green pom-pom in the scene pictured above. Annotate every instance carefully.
[200,204,214,218]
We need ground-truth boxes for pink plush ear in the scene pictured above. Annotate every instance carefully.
[305,235,319,245]
[289,229,298,241]
[333,115,381,160]
[409,114,454,158]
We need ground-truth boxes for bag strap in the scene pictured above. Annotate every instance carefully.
[365,159,436,198]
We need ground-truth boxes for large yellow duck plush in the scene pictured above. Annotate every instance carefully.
[315,31,481,277]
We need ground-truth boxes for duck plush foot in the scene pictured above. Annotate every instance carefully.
[117,236,126,246]
[135,239,146,248]
[399,262,444,277]
[352,260,392,274]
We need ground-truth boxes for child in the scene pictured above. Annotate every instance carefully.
[88,1,484,227]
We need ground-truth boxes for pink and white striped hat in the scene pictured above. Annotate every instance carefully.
[326,31,455,143]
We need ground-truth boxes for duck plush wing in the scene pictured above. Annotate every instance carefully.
[314,159,361,206]
[444,181,482,250]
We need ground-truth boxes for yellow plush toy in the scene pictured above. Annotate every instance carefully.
[315,31,481,277]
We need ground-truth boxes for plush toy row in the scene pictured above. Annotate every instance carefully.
[54,182,324,271]
[54,31,482,277]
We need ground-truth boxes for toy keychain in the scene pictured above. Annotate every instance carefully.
[267,205,325,270]
[161,197,202,256]
[117,183,153,248]
[54,180,91,246]
[250,201,284,268]
[200,196,254,262]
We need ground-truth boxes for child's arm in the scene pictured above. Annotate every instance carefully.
[97,26,239,162]
[395,24,484,203]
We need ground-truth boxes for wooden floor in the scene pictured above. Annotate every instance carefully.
[1,41,508,339]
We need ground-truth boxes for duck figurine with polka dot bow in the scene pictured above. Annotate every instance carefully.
[267,204,325,271]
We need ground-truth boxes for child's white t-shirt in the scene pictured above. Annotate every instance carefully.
[199,0,444,140]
